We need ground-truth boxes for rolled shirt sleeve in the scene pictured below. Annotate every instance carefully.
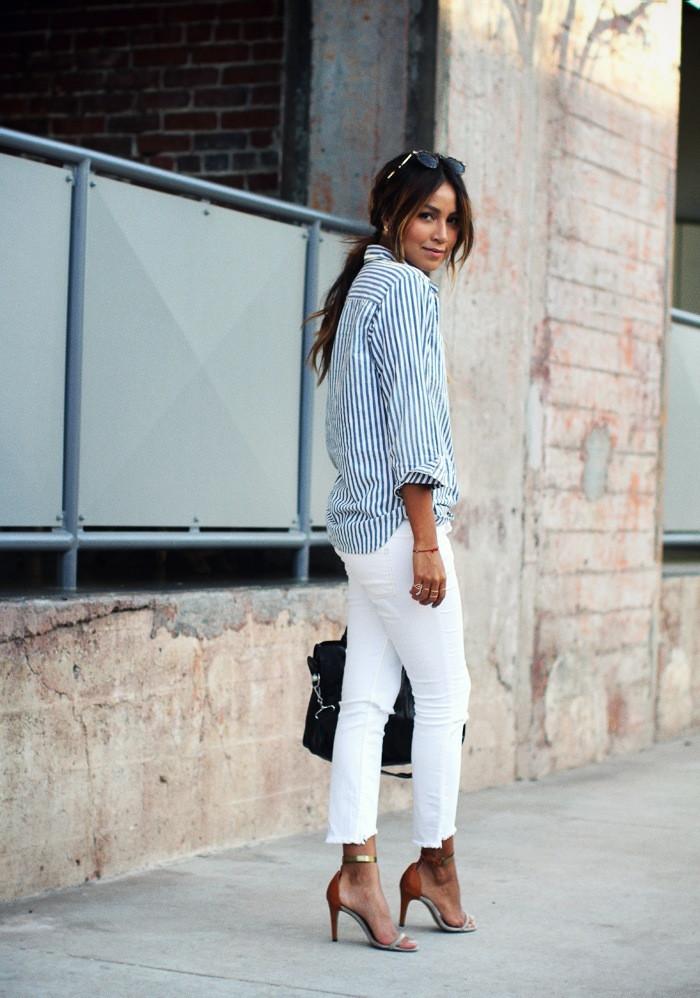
[368,270,450,498]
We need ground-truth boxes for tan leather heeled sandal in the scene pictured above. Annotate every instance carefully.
[326,855,419,951]
[399,850,477,933]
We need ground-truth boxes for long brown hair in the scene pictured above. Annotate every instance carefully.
[307,151,475,383]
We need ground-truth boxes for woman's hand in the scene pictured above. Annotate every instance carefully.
[410,550,447,607]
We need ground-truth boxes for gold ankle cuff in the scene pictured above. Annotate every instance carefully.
[342,854,377,864]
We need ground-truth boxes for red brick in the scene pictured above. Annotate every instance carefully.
[87,135,134,156]
[242,19,284,41]
[187,25,213,43]
[132,26,184,46]
[220,108,278,128]
[137,132,191,154]
[190,44,249,64]
[51,115,106,136]
[165,3,221,22]
[192,131,247,151]
[107,113,160,134]
[250,129,272,148]
[163,67,218,87]
[3,117,50,135]
[219,0,275,16]
[247,171,278,192]
[80,93,134,114]
[1,9,51,31]
[221,64,278,84]
[26,50,74,71]
[138,90,190,110]
[147,154,176,170]
[164,111,218,130]
[176,154,202,172]
[103,69,162,91]
[71,48,131,70]
[215,173,247,189]
[73,29,130,49]
[0,96,30,115]
[213,23,242,41]
[251,85,280,106]
[54,70,107,93]
[51,7,164,30]
[251,41,283,61]
[132,46,189,67]
[193,86,248,108]
[46,33,74,53]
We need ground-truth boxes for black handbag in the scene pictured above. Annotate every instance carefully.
[302,629,415,779]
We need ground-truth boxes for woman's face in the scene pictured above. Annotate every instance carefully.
[400,181,459,275]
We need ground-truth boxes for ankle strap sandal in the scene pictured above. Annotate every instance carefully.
[419,849,455,867]
[341,854,377,864]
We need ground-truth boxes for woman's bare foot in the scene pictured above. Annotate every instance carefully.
[418,845,477,930]
[339,861,418,950]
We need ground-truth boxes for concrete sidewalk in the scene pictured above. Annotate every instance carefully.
[1,735,698,998]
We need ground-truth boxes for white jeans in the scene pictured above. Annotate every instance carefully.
[325,519,471,848]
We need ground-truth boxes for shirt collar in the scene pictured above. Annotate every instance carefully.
[364,243,439,294]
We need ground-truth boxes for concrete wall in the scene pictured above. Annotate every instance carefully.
[0,586,421,901]
[2,571,697,902]
[658,573,700,737]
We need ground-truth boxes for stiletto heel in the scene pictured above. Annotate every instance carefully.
[399,851,477,933]
[328,896,339,941]
[325,855,418,951]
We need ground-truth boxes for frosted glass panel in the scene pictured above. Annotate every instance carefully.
[80,176,306,527]
[0,153,70,527]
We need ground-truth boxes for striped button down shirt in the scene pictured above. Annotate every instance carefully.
[325,243,459,554]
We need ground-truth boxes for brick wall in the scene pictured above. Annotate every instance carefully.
[0,0,285,195]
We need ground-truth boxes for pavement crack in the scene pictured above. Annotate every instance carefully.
[58,952,366,996]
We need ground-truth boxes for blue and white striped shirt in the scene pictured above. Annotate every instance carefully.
[325,243,459,554]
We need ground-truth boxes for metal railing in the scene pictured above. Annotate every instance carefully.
[0,127,370,589]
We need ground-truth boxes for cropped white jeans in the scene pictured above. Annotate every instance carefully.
[325,519,471,848]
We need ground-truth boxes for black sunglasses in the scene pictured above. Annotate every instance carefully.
[384,149,466,182]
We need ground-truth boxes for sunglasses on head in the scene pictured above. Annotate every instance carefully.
[384,150,466,182]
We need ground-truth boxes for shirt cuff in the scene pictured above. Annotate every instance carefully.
[394,457,449,497]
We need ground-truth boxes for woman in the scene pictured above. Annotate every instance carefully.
[309,150,476,952]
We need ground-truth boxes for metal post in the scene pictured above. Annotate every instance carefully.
[58,157,90,590]
[294,220,321,581]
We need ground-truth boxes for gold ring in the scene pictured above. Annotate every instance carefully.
[429,589,439,595]
[414,583,423,594]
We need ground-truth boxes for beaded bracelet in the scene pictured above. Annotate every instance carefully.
[413,546,439,554]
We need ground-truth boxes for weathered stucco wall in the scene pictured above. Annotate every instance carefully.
[2,569,697,901]
[658,573,700,737]
[0,586,417,902]
[435,0,684,781]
